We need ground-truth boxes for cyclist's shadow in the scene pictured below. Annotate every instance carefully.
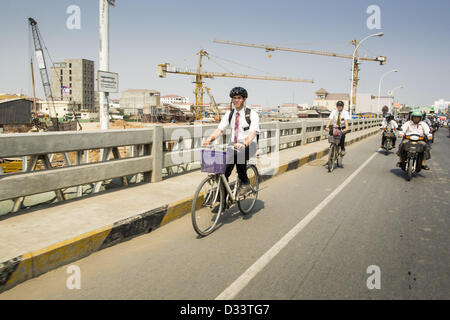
[216,199,265,229]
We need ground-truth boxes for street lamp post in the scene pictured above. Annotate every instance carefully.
[99,0,110,130]
[377,69,398,115]
[349,32,384,117]
[388,85,404,113]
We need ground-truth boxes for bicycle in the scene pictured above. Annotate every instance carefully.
[326,126,344,172]
[191,147,260,237]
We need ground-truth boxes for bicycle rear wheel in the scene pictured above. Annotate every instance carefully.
[328,144,335,172]
[191,175,224,236]
[337,146,343,167]
[237,165,259,215]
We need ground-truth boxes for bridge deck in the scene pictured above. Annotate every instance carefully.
[0,127,379,292]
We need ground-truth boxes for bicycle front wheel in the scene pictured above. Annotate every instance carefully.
[237,165,260,215]
[191,175,224,237]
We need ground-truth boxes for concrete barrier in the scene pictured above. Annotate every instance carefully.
[0,119,381,212]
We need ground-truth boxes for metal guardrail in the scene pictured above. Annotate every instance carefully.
[0,118,381,212]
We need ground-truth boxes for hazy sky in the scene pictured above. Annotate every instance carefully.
[1,0,449,108]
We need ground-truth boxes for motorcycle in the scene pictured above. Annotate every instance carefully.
[382,128,396,155]
[399,133,426,181]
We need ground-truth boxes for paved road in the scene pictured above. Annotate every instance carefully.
[1,130,449,300]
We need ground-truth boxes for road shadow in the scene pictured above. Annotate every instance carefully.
[390,168,426,181]
[194,199,265,239]
[377,149,396,156]
[214,199,265,229]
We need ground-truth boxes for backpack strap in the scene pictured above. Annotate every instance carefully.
[228,108,235,125]
[228,108,252,126]
[245,107,251,126]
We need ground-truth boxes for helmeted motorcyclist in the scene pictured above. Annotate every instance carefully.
[380,112,397,149]
[396,111,432,170]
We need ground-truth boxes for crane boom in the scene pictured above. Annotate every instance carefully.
[213,38,387,115]
[213,39,386,63]
[158,49,314,121]
[159,64,314,83]
[28,17,59,127]
[205,87,221,121]
[29,18,54,105]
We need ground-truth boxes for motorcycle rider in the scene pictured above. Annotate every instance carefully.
[380,112,397,149]
[397,111,432,170]
[423,113,435,143]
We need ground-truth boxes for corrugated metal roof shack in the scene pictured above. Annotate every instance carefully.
[0,98,32,133]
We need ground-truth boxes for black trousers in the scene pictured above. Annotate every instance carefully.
[224,143,257,184]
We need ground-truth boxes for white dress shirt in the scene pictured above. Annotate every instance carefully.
[328,110,350,126]
[381,119,398,130]
[401,120,430,136]
[218,107,260,144]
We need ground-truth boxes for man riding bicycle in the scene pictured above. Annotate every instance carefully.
[202,87,260,195]
[325,100,350,155]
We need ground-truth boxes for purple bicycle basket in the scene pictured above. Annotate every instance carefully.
[201,149,228,174]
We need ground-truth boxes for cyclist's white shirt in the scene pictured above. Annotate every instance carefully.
[401,120,430,136]
[218,107,260,144]
[328,110,350,126]
[381,119,398,129]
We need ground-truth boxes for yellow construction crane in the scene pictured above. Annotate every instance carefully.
[158,49,314,120]
[205,87,221,122]
[213,39,387,114]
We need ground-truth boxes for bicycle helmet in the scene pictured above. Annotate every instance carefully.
[229,87,248,99]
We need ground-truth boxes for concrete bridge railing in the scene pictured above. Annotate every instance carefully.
[0,118,381,212]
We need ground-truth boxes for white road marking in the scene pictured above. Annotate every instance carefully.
[215,151,378,300]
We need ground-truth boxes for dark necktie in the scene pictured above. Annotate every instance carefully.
[234,111,240,143]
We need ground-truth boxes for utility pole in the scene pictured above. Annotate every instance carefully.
[99,0,111,129]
